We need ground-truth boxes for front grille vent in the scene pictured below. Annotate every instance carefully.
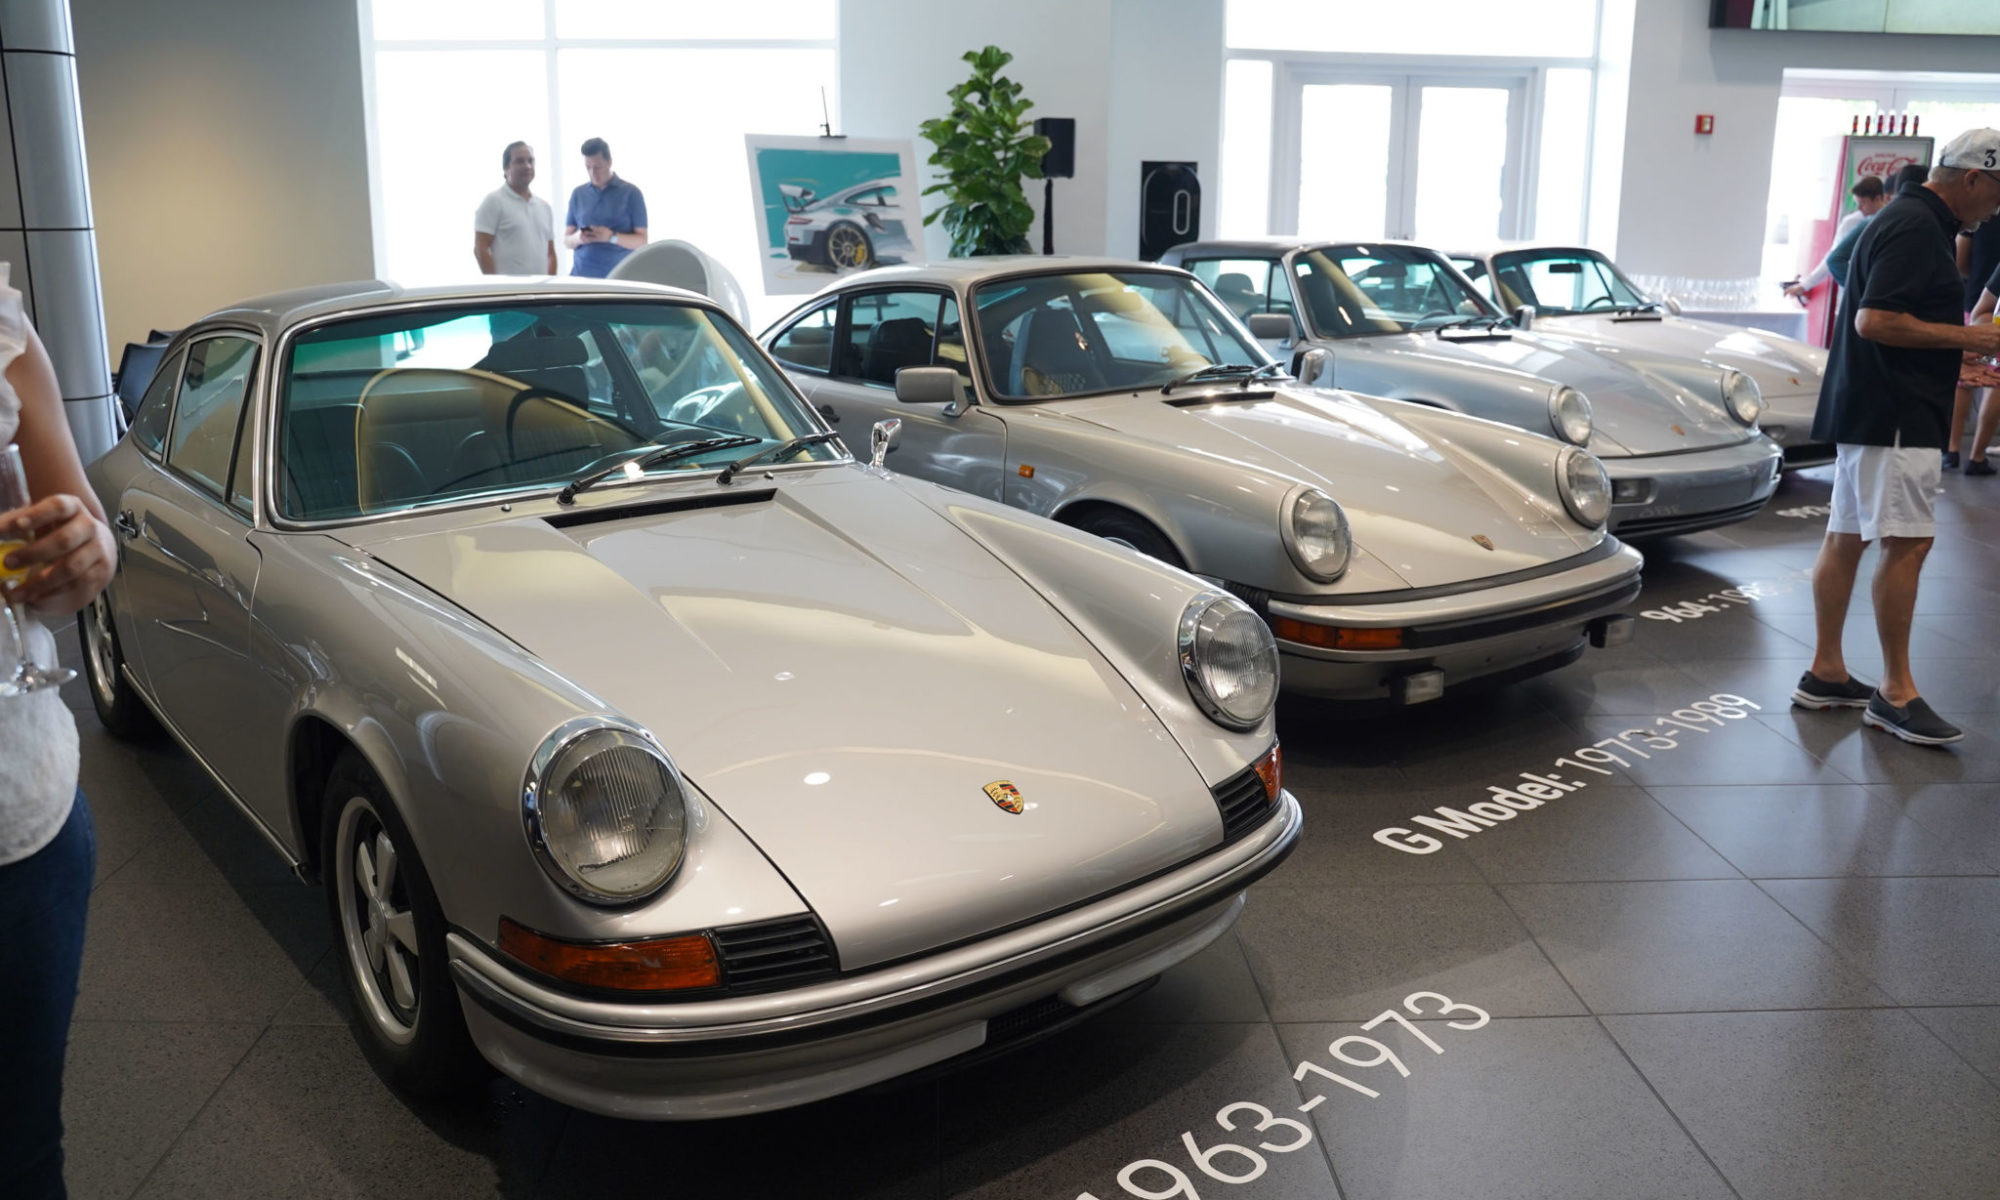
[713,915,838,992]
[1214,764,1275,843]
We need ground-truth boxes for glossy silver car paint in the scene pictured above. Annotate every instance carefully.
[1161,240,1783,538]
[762,257,1645,704]
[82,277,1296,1118]
[1453,246,1830,465]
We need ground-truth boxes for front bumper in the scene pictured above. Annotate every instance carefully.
[1267,540,1644,703]
[1754,392,1832,465]
[1605,437,1783,538]
[447,792,1302,1119]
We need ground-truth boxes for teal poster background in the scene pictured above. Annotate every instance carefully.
[744,134,920,293]
[753,146,902,247]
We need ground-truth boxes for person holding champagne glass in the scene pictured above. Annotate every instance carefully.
[0,263,116,1200]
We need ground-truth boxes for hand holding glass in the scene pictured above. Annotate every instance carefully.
[0,443,78,694]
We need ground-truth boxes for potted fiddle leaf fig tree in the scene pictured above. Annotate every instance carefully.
[918,45,1052,257]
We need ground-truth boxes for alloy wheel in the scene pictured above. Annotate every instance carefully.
[83,591,121,712]
[335,796,421,1045]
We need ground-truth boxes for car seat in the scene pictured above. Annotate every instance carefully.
[1008,307,1104,397]
[475,333,590,407]
[860,316,934,386]
[1212,272,1262,318]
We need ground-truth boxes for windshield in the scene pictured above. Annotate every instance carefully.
[972,270,1271,400]
[1489,249,1652,315]
[1289,245,1500,339]
[278,300,836,521]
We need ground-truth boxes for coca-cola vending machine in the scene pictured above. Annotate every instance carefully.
[1805,129,1933,346]
[1140,162,1201,261]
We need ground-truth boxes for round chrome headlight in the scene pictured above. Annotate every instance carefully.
[1178,593,1280,730]
[1281,485,1351,582]
[524,719,689,906]
[1556,446,1611,528]
[1721,369,1763,425]
[1548,385,1594,445]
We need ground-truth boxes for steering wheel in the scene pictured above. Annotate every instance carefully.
[503,386,641,460]
[663,380,747,430]
[1582,294,1618,310]
[1413,310,1457,327]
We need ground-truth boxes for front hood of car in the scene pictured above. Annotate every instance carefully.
[1336,330,1749,456]
[1057,387,1590,587]
[350,470,1227,971]
[1538,313,1826,397]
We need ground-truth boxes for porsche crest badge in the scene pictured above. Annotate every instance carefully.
[1472,534,1495,551]
[983,780,1025,814]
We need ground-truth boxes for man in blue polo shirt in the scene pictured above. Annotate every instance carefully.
[1795,129,2000,746]
[564,137,648,277]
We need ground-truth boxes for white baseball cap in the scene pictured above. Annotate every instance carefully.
[1938,128,2000,173]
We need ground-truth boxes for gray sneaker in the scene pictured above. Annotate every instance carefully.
[1862,692,1964,746]
[1792,670,1874,710]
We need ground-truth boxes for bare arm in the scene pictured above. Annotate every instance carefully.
[564,223,587,250]
[2,325,114,616]
[1974,289,1998,323]
[1857,307,2000,355]
[609,227,648,250]
[546,240,558,275]
[473,232,497,274]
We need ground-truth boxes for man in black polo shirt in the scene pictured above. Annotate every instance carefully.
[1795,128,2000,746]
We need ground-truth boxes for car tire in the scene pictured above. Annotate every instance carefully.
[323,749,484,1098]
[825,221,875,270]
[1070,509,1187,570]
[78,589,159,739]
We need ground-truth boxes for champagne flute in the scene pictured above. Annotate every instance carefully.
[0,443,77,695]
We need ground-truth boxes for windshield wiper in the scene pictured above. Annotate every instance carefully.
[1238,361,1287,388]
[715,431,844,486]
[556,434,761,505]
[1161,363,1260,394]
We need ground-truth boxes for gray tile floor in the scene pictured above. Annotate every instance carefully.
[48,460,2000,1199]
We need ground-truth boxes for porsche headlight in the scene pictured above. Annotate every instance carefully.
[1721,369,1763,426]
[524,719,688,906]
[1556,446,1611,528]
[1281,485,1351,582]
[1179,593,1280,730]
[1548,385,1594,445]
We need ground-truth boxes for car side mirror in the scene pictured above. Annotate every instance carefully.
[1295,346,1333,387]
[870,418,902,469]
[1510,304,1536,331]
[1246,312,1294,344]
[1662,297,1682,315]
[894,366,970,416]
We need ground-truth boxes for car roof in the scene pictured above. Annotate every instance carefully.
[192,277,715,338]
[814,256,1197,293]
[1167,237,1455,259]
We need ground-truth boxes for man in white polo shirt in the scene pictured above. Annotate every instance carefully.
[474,141,557,276]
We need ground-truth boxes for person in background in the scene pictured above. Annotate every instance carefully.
[1947,257,2000,475]
[1785,175,1887,301]
[564,137,647,278]
[1796,129,2000,746]
[0,272,117,1200]
[1946,189,2000,468]
[474,141,557,277]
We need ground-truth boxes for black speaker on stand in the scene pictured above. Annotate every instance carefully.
[1034,117,1075,255]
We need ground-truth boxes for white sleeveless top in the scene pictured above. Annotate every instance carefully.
[0,266,80,865]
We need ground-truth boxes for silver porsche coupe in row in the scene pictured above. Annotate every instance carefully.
[80,278,1299,1118]
[1162,240,1784,538]
[1449,245,1831,465]
[761,258,1643,706]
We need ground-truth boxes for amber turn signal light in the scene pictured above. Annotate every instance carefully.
[499,917,722,992]
[1253,742,1282,803]
[1269,617,1405,651]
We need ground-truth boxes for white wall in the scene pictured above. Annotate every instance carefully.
[839,0,1223,262]
[1610,0,2000,279]
[73,0,374,352]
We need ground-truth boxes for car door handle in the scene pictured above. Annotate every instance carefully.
[113,510,139,540]
[816,403,840,423]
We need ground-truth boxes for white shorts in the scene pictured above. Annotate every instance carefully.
[1827,442,1940,540]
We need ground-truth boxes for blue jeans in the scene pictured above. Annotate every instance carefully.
[0,792,95,1200]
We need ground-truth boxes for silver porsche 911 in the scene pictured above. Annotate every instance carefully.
[1161,240,1784,539]
[79,278,1299,1118]
[1448,246,1831,466]
[760,258,1644,706]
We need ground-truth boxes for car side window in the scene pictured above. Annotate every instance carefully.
[1188,258,1286,321]
[129,347,185,459]
[227,396,258,516]
[769,301,837,373]
[936,298,971,380]
[166,335,259,500]
[838,291,944,387]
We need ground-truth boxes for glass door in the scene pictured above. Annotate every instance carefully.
[1281,70,1527,244]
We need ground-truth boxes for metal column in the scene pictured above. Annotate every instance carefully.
[0,0,115,462]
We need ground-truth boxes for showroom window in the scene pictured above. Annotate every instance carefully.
[359,0,837,324]
[1219,0,1601,247]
